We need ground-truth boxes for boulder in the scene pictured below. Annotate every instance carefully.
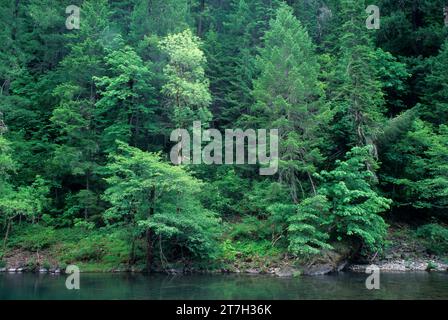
[166,268,183,274]
[302,245,352,276]
[245,268,260,274]
[275,267,295,277]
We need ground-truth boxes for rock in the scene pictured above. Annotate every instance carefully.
[303,246,351,276]
[245,268,260,274]
[347,264,366,272]
[7,268,17,272]
[267,268,278,275]
[16,268,24,272]
[337,261,348,272]
[0,268,6,272]
[54,268,61,274]
[381,262,406,271]
[39,268,48,273]
[275,267,294,277]
[303,263,334,276]
[166,268,183,274]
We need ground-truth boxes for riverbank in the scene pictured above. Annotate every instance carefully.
[1,224,447,275]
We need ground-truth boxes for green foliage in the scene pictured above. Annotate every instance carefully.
[1,0,448,270]
[288,195,332,256]
[421,40,448,125]
[291,146,391,257]
[94,40,158,149]
[382,120,448,213]
[251,3,329,202]
[159,29,212,128]
[321,146,391,254]
[329,0,387,151]
[103,141,220,260]
[7,224,57,251]
[62,231,130,264]
[219,238,282,263]
[416,224,448,256]
[228,216,271,241]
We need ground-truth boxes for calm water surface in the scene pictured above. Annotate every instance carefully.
[1,272,447,300]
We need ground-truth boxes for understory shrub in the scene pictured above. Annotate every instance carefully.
[416,223,448,255]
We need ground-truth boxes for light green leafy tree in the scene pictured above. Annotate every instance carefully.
[159,29,212,129]
[0,136,49,249]
[103,142,220,270]
[321,146,392,254]
[287,195,332,256]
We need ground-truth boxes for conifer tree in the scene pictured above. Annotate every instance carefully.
[252,4,329,202]
[330,0,386,155]
[421,39,448,125]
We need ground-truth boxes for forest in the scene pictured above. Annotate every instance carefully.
[0,0,447,274]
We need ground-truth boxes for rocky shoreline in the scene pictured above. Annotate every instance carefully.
[348,259,448,272]
[2,258,447,275]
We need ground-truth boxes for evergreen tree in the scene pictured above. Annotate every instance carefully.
[48,0,111,223]
[204,0,280,127]
[330,0,386,156]
[382,119,448,215]
[129,0,191,41]
[421,39,448,125]
[94,38,158,150]
[252,4,329,202]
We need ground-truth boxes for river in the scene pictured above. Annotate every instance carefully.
[1,272,447,300]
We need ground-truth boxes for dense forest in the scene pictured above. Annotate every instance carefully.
[0,0,447,273]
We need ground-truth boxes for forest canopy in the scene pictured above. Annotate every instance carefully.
[0,0,447,272]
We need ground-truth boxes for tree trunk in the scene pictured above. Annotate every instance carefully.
[146,186,156,272]
[84,174,89,221]
[3,219,11,251]
[444,6,448,26]
[146,228,153,272]
[129,234,136,265]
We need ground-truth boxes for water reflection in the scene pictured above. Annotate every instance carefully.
[0,272,447,300]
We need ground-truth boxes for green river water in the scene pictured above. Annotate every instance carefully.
[1,272,447,300]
